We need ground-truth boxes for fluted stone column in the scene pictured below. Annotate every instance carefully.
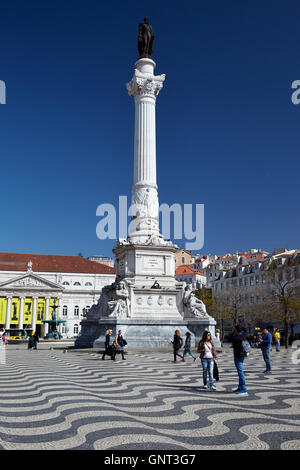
[32,296,37,333]
[18,296,25,329]
[44,296,50,335]
[126,58,165,244]
[5,296,12,329]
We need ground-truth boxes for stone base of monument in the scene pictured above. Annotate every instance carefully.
[75,317,218,350]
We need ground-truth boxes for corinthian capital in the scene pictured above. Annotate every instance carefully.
[126,69,165,99]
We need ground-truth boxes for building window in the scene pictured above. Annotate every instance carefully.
[74,305,79,316]
[82,306,90,316]
[182,257,185,264]
[239,279,243,287]
[74,282,81,286]
[85,282,93,286]
[62,281,70,286]
[62,305,68,316]
[61,326,66,334]
[74,324,79,335]
[250,277,254,286]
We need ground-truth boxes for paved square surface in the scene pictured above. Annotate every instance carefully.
[0,346,299,450]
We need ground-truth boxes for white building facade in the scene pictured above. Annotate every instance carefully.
[0,253,115,338]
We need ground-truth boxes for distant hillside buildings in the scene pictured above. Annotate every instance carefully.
[175,248,300,303]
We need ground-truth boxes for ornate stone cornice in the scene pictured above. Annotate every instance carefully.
[126,69,165,99]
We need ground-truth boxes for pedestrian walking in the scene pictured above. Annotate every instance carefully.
[197,331,217,391]
[28,334,37,350]
[102,329,116,361]
[274,329,281,352]
[0,328,5,347]
[229,325,248,396]
[181,332,197,362]
[33,332,39,349]
[171,330,183,363]
[259,328,272,373]
[116,329,127,360]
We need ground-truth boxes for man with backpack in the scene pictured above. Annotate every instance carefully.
[229,325,249,396]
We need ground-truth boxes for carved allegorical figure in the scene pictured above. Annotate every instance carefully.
[85,281,130,320]
[183,285,208,318]
[131,186,159,219]
[107,281,130,318]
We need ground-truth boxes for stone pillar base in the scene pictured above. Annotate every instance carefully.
[75,317,218,350]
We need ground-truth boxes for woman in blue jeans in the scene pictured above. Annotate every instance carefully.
[197,331,217,391]
[229,325,248,396]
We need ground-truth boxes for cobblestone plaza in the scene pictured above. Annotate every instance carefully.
[0,346,299,450]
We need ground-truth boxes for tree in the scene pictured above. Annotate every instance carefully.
[194,287,215,315]
[265,263,300,348]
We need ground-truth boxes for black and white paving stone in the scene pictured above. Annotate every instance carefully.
[0,347,299,450]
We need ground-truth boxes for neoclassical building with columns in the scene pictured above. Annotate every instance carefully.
[0,252,115,338]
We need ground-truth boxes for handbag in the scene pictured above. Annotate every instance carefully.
[213,360,219,382]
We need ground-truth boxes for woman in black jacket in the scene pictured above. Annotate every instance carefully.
[102,330,116,361]
[116,329,127,360]
[171,330,183,363]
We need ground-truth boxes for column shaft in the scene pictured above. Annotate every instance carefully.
[18,297,25,329]
[32,297,37,333]
[5,297,11,329]
[134,98,156,185]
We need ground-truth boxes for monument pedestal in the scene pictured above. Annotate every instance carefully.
[93,317,217,349]
[76,314,217,350]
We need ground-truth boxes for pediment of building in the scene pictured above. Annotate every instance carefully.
[0,273,64,291]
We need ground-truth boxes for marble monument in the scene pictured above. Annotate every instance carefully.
[76,19,217,349]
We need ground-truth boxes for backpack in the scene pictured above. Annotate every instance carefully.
[241,339,251,357]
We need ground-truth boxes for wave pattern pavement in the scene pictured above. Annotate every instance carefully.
[0,347,299,450]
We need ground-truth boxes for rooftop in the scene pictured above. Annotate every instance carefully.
[0,252,116,275]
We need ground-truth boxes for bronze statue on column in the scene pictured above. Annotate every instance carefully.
[138,17,154,58]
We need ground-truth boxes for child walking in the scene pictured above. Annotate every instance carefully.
[181,332,197,362]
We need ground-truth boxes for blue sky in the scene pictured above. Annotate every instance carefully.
[1,0,299,258]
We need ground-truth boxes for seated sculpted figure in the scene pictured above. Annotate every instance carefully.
[108,281,130,318]
[183,285,208,318]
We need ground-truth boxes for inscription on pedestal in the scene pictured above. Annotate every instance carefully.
[142,256,164,273]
